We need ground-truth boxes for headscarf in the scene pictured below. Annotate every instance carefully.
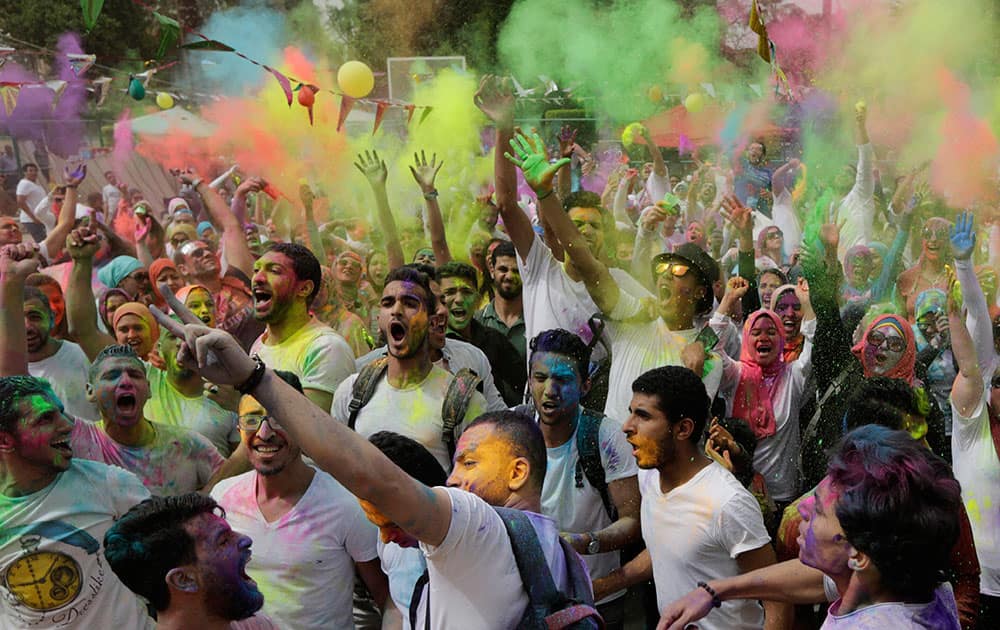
[196,221,214,238]
[843,245,873,284]
[148,258,177,306]
[175,284,212,306]
[99,288,131,330]
[111,302,160,355]
[851,313,917,384]
[732,310,787,440]
[168,197,192,217]
[770,284,804,362]
[914,288,947,325]
[97,256,143,290]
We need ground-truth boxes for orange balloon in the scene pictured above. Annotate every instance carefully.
[297,85,316,107]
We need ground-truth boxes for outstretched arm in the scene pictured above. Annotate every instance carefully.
[949,270,984,418]
[951,211,995,380]
[41,166,87,262]
[152,297,455,548]
[193,171,257,278]
[409,150,452,265]
[506,130,619,313]
[556,125,577,201]
[356,151,405,271]
[65,226,117,361]
[0,244,42,376]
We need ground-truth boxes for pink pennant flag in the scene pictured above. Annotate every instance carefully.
[265,65,293,107]
[372,101,388,135]
[678,133,696,156]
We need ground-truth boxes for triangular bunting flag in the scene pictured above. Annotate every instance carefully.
[153,12,181,60]
[337,95,355,132]
[0,86,20,116]
[372,101,388,135]
[181,40,235,52]
[46,80,68,111]
[748,0,771,64]
[92,77,112,106]
[66,53,96,77]
[81,0,105,32]
[418,107,433,126]
[0,47,14,70]
[404,104,416,125]
[264,66,293,106]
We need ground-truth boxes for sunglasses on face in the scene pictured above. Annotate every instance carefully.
[653,261,691,278]
[766,231,783,240]
[922,228,948,240]
[867,329,906,353]
[238,413,281,432]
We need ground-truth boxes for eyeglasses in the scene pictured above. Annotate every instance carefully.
[653,261,691,278]
[238,414,280,432]
[866,330,906,353]
[766,230,783,240]
[922,228,949,240]
[128,271,149,283]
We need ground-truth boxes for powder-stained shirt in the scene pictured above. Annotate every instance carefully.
[251,316,356,397]
[70,419,223,496]
[143,367,240,456]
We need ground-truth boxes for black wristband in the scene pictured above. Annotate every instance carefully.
[536,188,554,200]
[235,354,266,395]
[697,581,722,608]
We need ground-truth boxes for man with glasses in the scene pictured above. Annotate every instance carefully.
[211,369,388,630]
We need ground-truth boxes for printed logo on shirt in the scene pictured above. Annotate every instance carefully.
[1,521,104,626]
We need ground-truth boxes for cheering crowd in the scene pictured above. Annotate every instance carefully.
[0,73,995,630]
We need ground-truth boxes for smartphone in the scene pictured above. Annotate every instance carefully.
[695,325,720,352]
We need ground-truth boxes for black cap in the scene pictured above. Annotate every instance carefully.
[651,243,720,314]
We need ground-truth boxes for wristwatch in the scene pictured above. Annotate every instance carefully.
[586,532,600,554]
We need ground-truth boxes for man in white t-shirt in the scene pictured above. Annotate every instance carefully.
[656,425,963,630]
[212,370,387,630]
[15,163,47,242]
[0,375,154,629]
[593,366,777,629]
[145,325,240,455]
[104,493,279,630]
[144,308,597,630]
[521,328,641,629]
[249,242,355,412]
[71,344,225,495]
[332,267,487,472]
[506,133,723,420]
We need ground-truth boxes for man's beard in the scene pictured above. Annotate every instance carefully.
[203,570,263,621]
[496,283,522,300]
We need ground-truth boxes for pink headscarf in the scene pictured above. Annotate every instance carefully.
[732,310,787,439]
[851,314,917,384]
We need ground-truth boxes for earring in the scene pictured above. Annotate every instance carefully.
[848,559,861,571]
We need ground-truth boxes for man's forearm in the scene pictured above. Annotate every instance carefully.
[592,515,640,553]
[709,559,827,605]
[0,278,28,376]
[593,548,652,600]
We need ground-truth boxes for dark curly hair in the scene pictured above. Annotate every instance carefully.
[529,328,591,381]
[264,241,322,304]
[631,366,709,443]
[0,376,61,433]
[827,425,961,602]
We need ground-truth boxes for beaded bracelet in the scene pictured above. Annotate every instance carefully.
[697,581,722,608]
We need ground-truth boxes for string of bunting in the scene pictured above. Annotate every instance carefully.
[116,0,433,132]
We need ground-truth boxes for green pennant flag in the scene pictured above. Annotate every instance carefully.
[81,0,105,31]
[153,12,180,60]
[180,40,235,52]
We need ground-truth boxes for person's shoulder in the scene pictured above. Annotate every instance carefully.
[211,470,255,501]
[153,422,218,452]
[71,458,148,499]
[230,613,281,630]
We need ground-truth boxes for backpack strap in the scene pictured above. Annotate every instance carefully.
[575,409,616,521]
[441,367,482,461]
[348,357,389,430]
[990,408,1000,464]
[408,568,430,630]
[494,507,603,629]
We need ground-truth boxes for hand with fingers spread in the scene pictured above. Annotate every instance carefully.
[705,419,739,472]
[64,163,86,188]
[504,129,570,195]
[473,74,515,127]
[152,282,257,386]
[355,150,388,187]
[720,195,753,234]
[0,243,41,281]
[950,210,976,261]
[409,150,444,194]
[557,125,578,160]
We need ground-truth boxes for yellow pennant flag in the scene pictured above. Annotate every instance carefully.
[749,0,771,64]
[0,86,20,116]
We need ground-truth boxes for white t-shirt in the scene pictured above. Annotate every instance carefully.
[950,393,1000,596]
[251,317,356,398]
[29,340,98,421]
[70,419,223,496]
[603,290,723,422]
[639,463,770,629]
[540,410,637,603]
[378,541,427,630]
[834,143,875,260]
[16,178,47,223]
[211,469,379,630]
[144,367,240,456]
[714,316,816,501]
[518,233,650,361]
[0,459,153,629]
[418,487,584,629]
[821,576,959,629]
[331,365,488,472]
[102,183,121,216]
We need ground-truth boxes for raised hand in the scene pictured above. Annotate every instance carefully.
[503,130,570,195]
[0,243,41,281]
[134,214,151,243]
[557,125,578,159]
[818,220,843,257]
[64,163,86,188]
[299,183,316,211]
[950,210,976,261]
[354,150,388,187]
[67,225,101,261]
[720,195,752,234]
[174,167,201,187]
[719,276,749,316]
[473,74,515,127]
[235,176,264,198]
[638,205,667,232]
[408,150,444,194]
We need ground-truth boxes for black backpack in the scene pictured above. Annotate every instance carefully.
[347,357,481,460]
[580,314,611,413]
[409,507,604,629]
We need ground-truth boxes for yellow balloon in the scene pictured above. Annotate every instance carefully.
[338,61,375,99]
[155,92,174,109]
[684,92,705,113]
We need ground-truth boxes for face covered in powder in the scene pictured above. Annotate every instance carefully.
[358,499,419,548]
[864,321,907,376]
[182,511,264,621]
[796,477,853,581]
[88,356,150,428]
[440,275,478,333]
[529,352,586,426]
[747,312,782,367]
[379,280,432,360]
[238,395,300,477]
[623,392,677,470]
[772,290,803,339]
[920,218,952,264]
[446,423,521,507]
[5,392,74,474]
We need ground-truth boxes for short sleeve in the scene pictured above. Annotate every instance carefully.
[518,233,557,284]
[300,333,356,395]
[597,418,639,483]
[331,374,358,422]
[104,465,151,517]
[15,179,30,196]
[421,488,503,559]
[607,288,653,323]
[343,503,380,563]
[191,433,225,482]
[715,489,771,559]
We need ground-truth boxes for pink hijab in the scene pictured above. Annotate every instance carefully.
[851,314,917,385]
[732,309,787,439]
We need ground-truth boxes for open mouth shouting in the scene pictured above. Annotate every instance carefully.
[388,320,407,344]
[115,391,139,417]
[252,285,273,314]
[239,550,257,588]
[780,318,796,335]
[449,305,469,324]
[50,434,73,457]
